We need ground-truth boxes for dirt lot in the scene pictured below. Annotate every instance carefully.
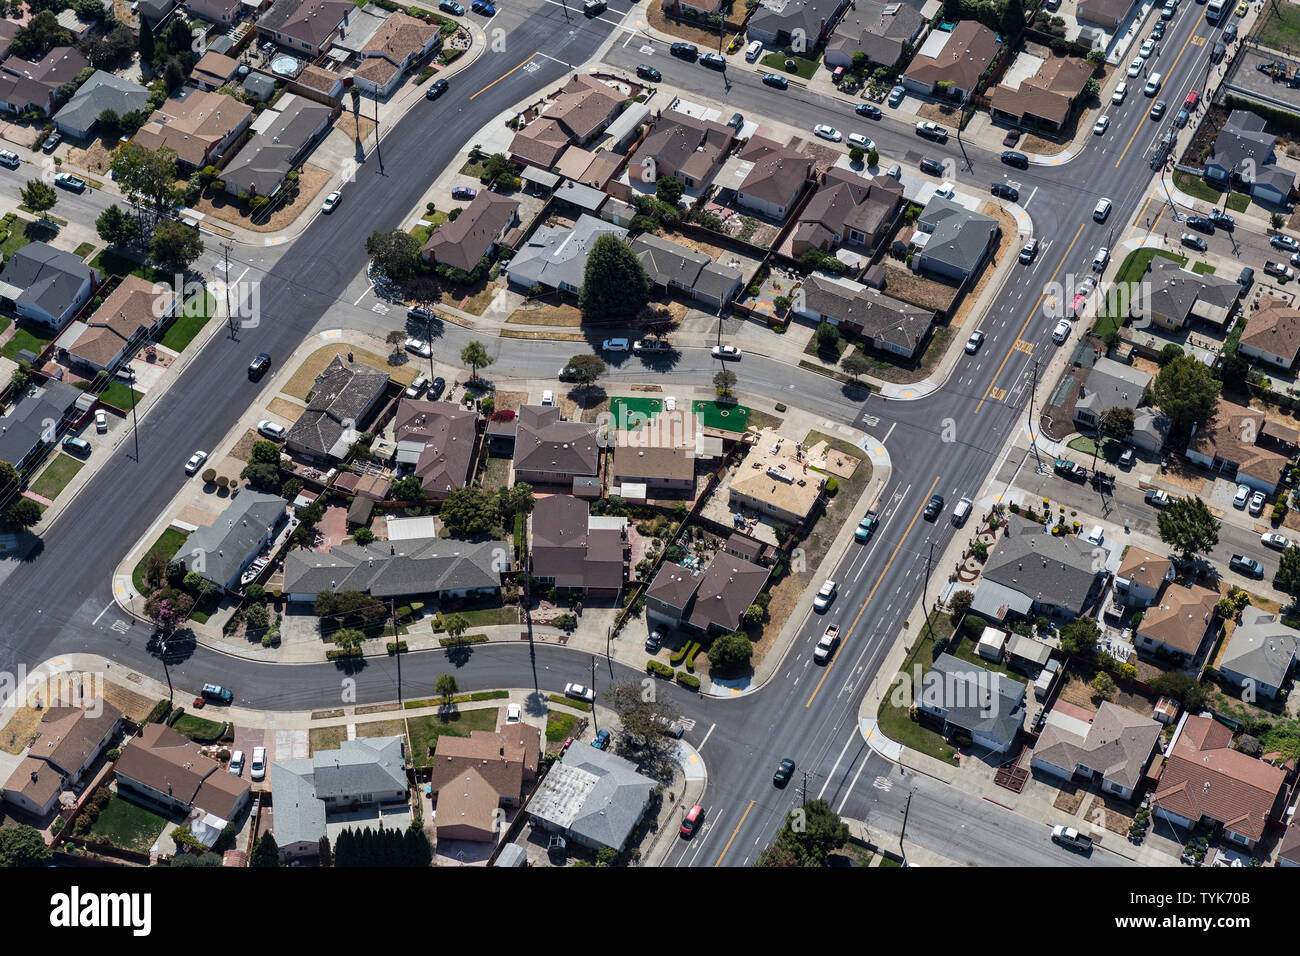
[336,110,378,144]
[1058,672,1158,716]
[191,163,333,233]
[491,390,529,413]
[229,428,262,463]
[1083,793,1136,834]
[67,136,117,174]
[1156,455,1213,494]
[647,3,735,47]
[916,101,963,125]
[266,396,305,421]
[507,302,583,326]
[879,263,959,314]
[659,230,724,260]
[283,345,412,399]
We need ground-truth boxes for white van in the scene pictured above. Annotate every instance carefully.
[1206,0,1224,21]
[951,497,973,527]
[1084,525,1104,546]
[541,389,555,406]
[1144,72,1163,96]
[745,40,763,62]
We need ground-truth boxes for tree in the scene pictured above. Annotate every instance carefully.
[391,475,425,501]
[151,219,204,273]
[5,498,41,529]
[162,56,185,92]
[1152,354,1220,438]
[1275,546,1300,605]
[1100,406,1134,441]
[0,461,17,496]
[435,673,458,704]
[497,482,535,523]
[579,233,650,323]
[331,627,366,652]
[848,146,864,164]
[655,175,684,206]
[110,142,178,215]
[755,799,848,867]
[1083,77,1100,97]
[0,824,52,867]
[365,229,422,282]
[842,352,872,383]
[250,831,279,867]
[1090,671,1117,700]
[565,353,606,399]
[96,107,121,139]
[138,17,155,64]
[713,369,737,397]
[1149,672,1207,711]
[144,587,194,637]
[1001,0,1026,34]
[10,11,71,59]
[1157,495,1220,568]
[815,321,841,353]
[1158,343,1184,366]
[96,203,139,247]
[317,836,332,868]
[637,305,678,340]
[707,631,753,673]
[444,614,471,645]
[1059,615,1100,656]
[439,486,499,537]
[19,179,56,220]
[866,148,879,167]
[460,342,493,384]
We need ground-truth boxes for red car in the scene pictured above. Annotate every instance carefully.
[1003,129,1021,147]
[1185,90,1200,110]
[680,804,705,838]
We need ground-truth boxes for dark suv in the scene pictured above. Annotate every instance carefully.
[919,157,944,176]
[248,352,271,380]
[923,494,945,521]
[670,42,698,58]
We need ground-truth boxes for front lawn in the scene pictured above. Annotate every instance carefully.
[874,613,958,764]
[453,604,519,627]
[760,50,820,79]
[406,706,500,767]
[1095,247,1189,338]
[1172,170,1225,204]
[98,380,144,410]
[132,528,188,594]
[170,712,226,743]
[545,710,578,743]
[90,249,162,282]
[0,322,54,361]
[1254,1,1300,51]
[85,793,169,853]
[29,453,84,501]
[158,292,216,353]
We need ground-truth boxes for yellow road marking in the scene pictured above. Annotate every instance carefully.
[470,54,536,100]
[714,800,755,866]
[989,386,1007,401]
[1114,27,1201,168]
[1013,339,1034,354]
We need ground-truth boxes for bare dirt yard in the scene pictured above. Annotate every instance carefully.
[191,163,333,233]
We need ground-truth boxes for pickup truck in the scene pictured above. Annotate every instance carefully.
[813,624,841,663]
[1053,458,1087,481]
[854,509,879,542]
[915,120,948,142]
[633,338,673,354]
[1143,488,1170,508]
[1229,554,1265,578]
[1051,825,1094,852]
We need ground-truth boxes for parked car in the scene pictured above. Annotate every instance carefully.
[470,0,495,13]
[680,804,705,837]
[1180,233,1207,251]
[1225,22,1238,40]
[564,682,595,702]
[53,173,86,192]
[1262,531,1292,550]
[451,185,478,200]
[645,629,663,652]
[229,750,244,775]
[855,510,879,541]
[592,729,611,750]
[62,436,90,456]
[1234,483,1251,508]
[248,352,271,380]
[762,73,789,89]
[321,190,341,213]
[583,0,606,13]
[42,131,61,153]
[425,78,449,100]
[602,337,630,352]
[1092,247,1110,271]
[636,64,662,82]
[250,746,266,780]
[1052,319,1071,343]
[855,103,881,119]
[633,338,673,354]
[1238,266,1255,288]
[95,409,107,433]
[1019,238,1040,263]
[1140,37,1156,57]
[670,42,698,58]
[0,149,18,168]
[1051,825,1093,852]
[1272,234,1300,252]
[405,337,432,358]
[1230,554,1265,577]
[773,758,796,787]
[428,376,446,400]
[439,0,465,13]
[185,450,208,475]
[1001,150,1029,168]
[1186,216,1215,233]
[923,494,945,520]
[712,344,742,360]
[1002,129,1021,147]
[1249,491,1267,516]
[847,132,873,150]
[405,375,430,399]
[408,304,437,322]
[699,52,725,68]
[1264,260,1294,280]
[887,85,906,106]
[745,39,763,62]
[991,181,1018,201]
[1127,57,1143,77]
[812,579,837,612]
[965,329,985,353]
[813,124,842,141]
[1144,488,1170,507]
[201,683,233,704]
[257,420,287,441]
[1208,210,1235,229]
[919,157,944,176]
[915,120,948,142]
[1093,115,1110,135]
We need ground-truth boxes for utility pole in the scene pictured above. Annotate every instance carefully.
[391,599,402,705]
[801,770,809,809]
[900,789,913,861]
[589,655,599,735]
[922,541,935,639]
[1028,355,1042,468]
[221,242,235,337]
[129,366,140,463]
[426,313,436,382]
[374,92,384,175]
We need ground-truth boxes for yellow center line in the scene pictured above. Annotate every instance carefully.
[973,223,1085,415]
[1114,27,1202,169]
[805,474,943,708]
[713,799,755,867]
[470,54,536,100]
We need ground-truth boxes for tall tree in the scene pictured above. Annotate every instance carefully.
[150,219,204,273]
[5,498,42,529]
[497,482,535,523]
[435,673,459,704]
[713,369,737,397]
[439,486,498,537]
[0,825,52,867]
[460,340,493,381]
[19,179,56,220]
[1275,545,1300,606]
[1152,354,1221,438]
[317,835,332,867]
[365,229,421,282]
[755,800,849,867]
[250,831,279,867]
[707,631,753,673]
[842,352,871,383]
[1157,495,1220,568]
[110,142,179,215]
[564,353,606,400]
[1099,406,1135,441]
[138,17,155,65]
[443,615,470,646]
[579,234,650,323]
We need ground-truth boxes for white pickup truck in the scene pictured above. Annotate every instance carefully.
[814,624,841,663]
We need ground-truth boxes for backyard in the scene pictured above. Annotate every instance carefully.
[0,321,54,361]
[85,792,169,853]
[1254,2,1300,52]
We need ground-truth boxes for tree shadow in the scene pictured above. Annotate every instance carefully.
[839,380,871,401]
[445,641,474,667]
[332,655,368,675]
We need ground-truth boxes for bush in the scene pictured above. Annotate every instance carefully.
[105,748,120,762]
[201,468,216,483]
[824,477,838,496]
[326,648,364,660]
[647,659,674,678]
[144,699,172,725]
[386,641,408,653]
[676,671,700,690]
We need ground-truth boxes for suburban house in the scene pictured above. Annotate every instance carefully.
[1279,822,1300,866]
[285,356,390,463]
[645,552,769,634]
[733,135,814,220]
[1138,255,1241,331]
[971,516,1105,621]
[989,55,1094,133]
[627,110,734,193]
[513,404,600,487]
[190,51,241,90]
[184,491,288,593]
[52,71,150,139]
[795,271,935,358]
[114,723,251,846]
[57,275,177,376]
[1031,701,1162,800]
[1205,110,1296,207]
[917,653,1026,754]
[0,20,17,61]
[911,196,999,282]
[0,242,98,331]
[505,214,629,294]
[0,381,81,471]
[1072,357,1151,431]
[0,47,88,115]
[1114,546,1173,608]
[1077,0,1138,29]
[1130,407,1172,455]
[901,20,999,101]
[1153,715,1287,848]
[790,167,903,256]
[611,440,696,494]
[221,98,334,199]
[136,0,181,21]
[420,190,520,274]
[393,399,477,499]
[428,723,540,843]
[823,0,926,71]
[1134,583,1218,664]
[630,234,744,310]
[351,12,442,96]
[283,536,506,602]
[258,0,355,56]
[509,74,627,169]
[270,736,408,863]
[133,88,254,169]
[1238,297,1300,370]
[528,746,657,852]
[745,0,852,51]
[728,428,824,525]
[1185,398,1288,493]
[1218,607,1298,700]
[188,0,244,23]
[2,702,122,818]
[529,494,628,596]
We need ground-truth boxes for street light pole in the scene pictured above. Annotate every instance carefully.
[221,241,235,338]
[589,655,599,735]
[922,540,935,639]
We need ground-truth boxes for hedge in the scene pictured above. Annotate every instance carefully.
[437,633,488,647]
[684,642,701,673]
[166,706,185,727]
[675,671,700,690]
[669,644,691,667]
[326,647,364,660]
[647,659,674,678]
[386,641,408,653]
[144,699,172,725]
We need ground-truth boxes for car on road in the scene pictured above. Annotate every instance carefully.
[1071,291,1088,317]
[923,494,945,521]
[965,329,986,353]
[1212,39,1227,62]
[654,714,686,737]
[425,78,448,100]
[1175,106,1188,127]
[1250,491,1267,516]
[250,746,266,781]
[42,131,61,153]
[592,729,611,750]
[1208,210,1235,229]
[1127,57,1143,77]
[1152,19,1166,38]
[1094,198,1112,221]
[185,450,208,475]
[451,185,478,200]
[1149,99,1167,120]
[1093,247,1110,271]
[813,124,842,141]
[408,304,437,322]
[670,42,698,58]
[321,190,341,213]
[888,85,906,106]
[584,0,606,13]
[1140,38,1156,57]
[201,683,233,704]
[1186,215,1214,233]
[54,173,86,192]
[773,758,796,787]
[1272,234,1300,252]
[470,0,494,12]
[602,337,630,352]
[855,510,879,541]
[1264,260,1294,280]
[645,629,663,652]
[1051,825,1093,852]
[1019,238,1039,263]
[1160,0,1175,17]
[636,64,661,82]
[1235,0,1247,13]
[1180,233,1207,251]
[847,132,873,150]
[700,52,726,68]
[1286,250,1300,267]
[856,103,882,119]
[248,352,271,380]
[1052,318,1071,343]
[1230,554,1265,577]
[1234,483,1251,508]
[439,0,465,12]
[1113,81,1128,103]
[633,338,673,354]
[1225,21,1238,40]
[762,72,789,89]
[1093,115,1110,135]
[405,337,432,358]
[564,682,595,703]
[1263,531,1292,550]
[0,149,18,168]
[680,804,705,837]
[229,750,244,775]
[257,420,287,441]
[1144,488,1170,507]
[812,579,837,612]
[919,157,944,176]
[990,181,1019,202]
[916,121,948,142]
[712,344,742,360]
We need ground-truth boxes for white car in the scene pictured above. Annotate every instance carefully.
[229,750,245,775]
[813,124,842,142]
[540,389,554,406]
[664,395,677,411]
[1093,247,1110,271]
[250,746,266,781]
[1140,38,1156,58]
[1127,57,1143,77]
[965,329,985,354]
[0,149,18,168]
[94,409,107,433]
[1094,115,1110,135]
[321,190,341,213]
[812,579,837,612]
[185,450,208,475]
[563,682,595,703]
[1234,484,1251,508]
[505,703,522,723]
[934,181,956,200]
[1051,319,1071,344]
[1113,82,1128,103]
[404,336,432,358]
[712,344,742,360]
[1249,491,1267,516]
[1262,531,1292,550]
[257,420,287,441]
[847,133,873,150]
[602,337,630,351]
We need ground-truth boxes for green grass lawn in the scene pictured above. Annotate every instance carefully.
[874,613,958,764]
[158,292,216,353]
[73,242,95,258]
[1192,262,1216,275]
[692,399,751,432]
[90,249,162,282]
[98,380,144,410]
[406,706,500,767]
[0,322,54,361]
[132,528,188,594]
[1254,1,1300,50]
[1225,191,1251,213]
[454,604,519,627]
[86,793,169,853]
[0,214,31,259]
[170,712,226,742]
[1172,170,1225,204]
[609,395,666,428]
[545,710,578,743]
[760,50,820,79]
[29,454,84,501]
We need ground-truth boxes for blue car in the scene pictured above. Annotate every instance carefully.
[592,729,611,750]
[471,0,495,13]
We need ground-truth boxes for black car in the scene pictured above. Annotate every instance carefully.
[1186,216,1215,234]
[670,42,698,58]
[645,630,663,652]
[762,72,789,89]
[1224,22,1238,42]
[1149,99,1167,120]
[428,376,446,399]
[1000,150,1029,169]
[248,352,271,380]
[855,103,882,120]
[1238,266,1255,288]
[923,494,945,521]
[636,64,661,82]
[991,181,1019,201]
[919,157,944,176]
[425,78,448,100]
[1208,209,1235,230]
[773,758,795,787]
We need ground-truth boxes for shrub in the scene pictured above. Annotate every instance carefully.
[105,748,120,762]
[386,641,408,653]
[353,527,375,545]
[824,477,838,496]
[326,648,364,660]
[647,659,674,678]
[676,671,700,690]
[144,699,171,725]
[201,468,216,483]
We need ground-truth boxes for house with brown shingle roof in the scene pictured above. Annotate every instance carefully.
[351,11,441,96]
[824,0,926,71]
[393,398,477,499]
[1031,701,1162,800]
[902,20,998,101]
[0,46,88,115]
[1153,715,1287,847]
[60,275,178,374]
[429,722,541,842]
[1114,546,1173,608]
[2,702,122,818]
[1135,583,1218,664]
[420,190,520,274]
[510,75,627,169]
[734,135,813,220]
[529,494,628,595]
[989,55,1094,132]
[190,51,241,91]
[1077,0,1138,29]
[1239,296,1300,370]
[646,552,769,634]
[132,87,253,168]
[114,723,251,834]
[628,110,734,193]
[258,0,354,56]
[1185,398,1288,493]
[791,167,903,255]
[512,404,600,487]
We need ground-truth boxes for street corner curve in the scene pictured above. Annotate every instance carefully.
[859,716,903,761]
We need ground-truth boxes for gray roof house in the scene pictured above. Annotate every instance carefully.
[258,0,354,56]
[528,745,657,852]
[630,234,743,310]
[1206,110,1295,207]
[184,491,287,592]
[972,516,1105,620]
[1072,357,1152,431]
[53,71,150,139]
[513,404,601,486]
[283,536,505,602]
[270,735,407,863]
[285,356,389,463]
[0,380,80,471]
[795,271,935,358]
[1131,406,1172,455]
[221,98,334,198]
[746,0,852,50]
[420,190,520,274]
[824,0,926,70]
[912,196,999,282]
[917,653,1026,754]
[1219,607,1299,700]
[1030,701,1162,800]
[0,242,98,331]
[505,214,628,294]
[1138,255,1241,331]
